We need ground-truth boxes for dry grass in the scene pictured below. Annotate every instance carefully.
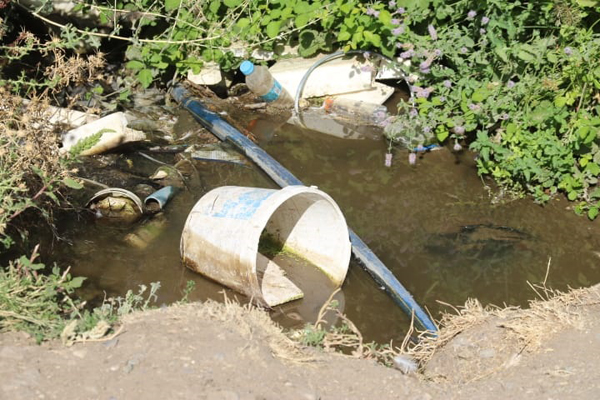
[124,294,319,364]
[401,270,600,369]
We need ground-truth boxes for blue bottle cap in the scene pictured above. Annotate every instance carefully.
[240,60,255,76]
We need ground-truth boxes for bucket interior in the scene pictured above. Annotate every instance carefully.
[256,191,350,307]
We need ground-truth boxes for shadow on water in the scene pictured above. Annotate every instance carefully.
[54,107,600,344]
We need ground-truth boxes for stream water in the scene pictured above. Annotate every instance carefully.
[55,103,600,344]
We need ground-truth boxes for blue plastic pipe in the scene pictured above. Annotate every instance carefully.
[171,85,438,334]
[144,186,177,211]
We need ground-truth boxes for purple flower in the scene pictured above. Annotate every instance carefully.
[397,7,405,14]
[416,144,425,152]
[467,10,477,20]
[468,103,482,112]
[564,47,573,55]
[423,126,432,134]
[420,67,431,74]
[409,108,418,117]
[453,125,465,135]
[396,42,404,49]
[460,46,468,54]
[392,26,405,35]
[385,153,393,167]
[408,152,417,165]
[499,113,509,120]
[413,86,434,98]
[507,80,515,88]
[434,49,442,57]
[428,24,438,40]
[419,60,431,70]
[400,50,415,59]
[389,0,396,7]
[439,96,446,102]
[391,18,401,25]
[366,7,380,17]
[453,142,463,151]
[480,28,486,35]
[481,16,490,25]
[443,79,452,88]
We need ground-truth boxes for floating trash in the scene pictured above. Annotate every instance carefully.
[86,188,144,224]
[185,143,249,166]
[144,186,177,213]
[180,185,351,308]
[124,213,168,249]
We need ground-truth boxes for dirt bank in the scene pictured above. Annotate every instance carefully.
[2,285,600,400]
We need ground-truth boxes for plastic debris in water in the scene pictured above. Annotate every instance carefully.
[393,354,418,374]
[186,143,249,166]
[385,153,393,167]
[408,152,417,165]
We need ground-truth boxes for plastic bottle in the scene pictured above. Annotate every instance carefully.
[323,97,390,126]
[240,60,294,107]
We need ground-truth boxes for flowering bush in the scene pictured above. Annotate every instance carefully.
[7,0,600,218]
[362,0,600,219]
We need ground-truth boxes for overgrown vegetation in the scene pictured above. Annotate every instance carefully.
[0,244,161,343]
[3,0,599,219]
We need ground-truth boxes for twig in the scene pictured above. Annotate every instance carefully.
[73,325,125,344]
[24,7,220,45]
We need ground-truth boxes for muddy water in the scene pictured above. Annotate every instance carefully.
[56,107,600,344]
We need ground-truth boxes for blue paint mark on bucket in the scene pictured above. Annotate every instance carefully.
[212,190,274,220]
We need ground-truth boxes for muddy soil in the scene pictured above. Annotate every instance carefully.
[2,285,600,400]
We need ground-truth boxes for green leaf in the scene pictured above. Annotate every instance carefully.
[568,191,578,201]
[338,30,351,41]
[363,31,382,47]
[69,131,104,157]
[294,1,310,13]
[138,69,153,88]
[266,21,281,39]
[517,50,535,62]
[223,0,242,7]
[126,60,145,71]
[164,0,180,12]
[588,207,599,220]
[576,0,598,7]
[209,0,220,14]
[295,14,311,29]
[436,128,449,142]
[589,188,600,199]
[494,47,509,63]
[554,96,567,108]
[69,276,86,289]
[63,177,83,190]
[298,30,321,57]
[379,10,392,25]
[472,88,490,102]
[236,18,250,28]
[586,162,600,175]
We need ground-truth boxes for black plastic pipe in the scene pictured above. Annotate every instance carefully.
[171,85,437,334]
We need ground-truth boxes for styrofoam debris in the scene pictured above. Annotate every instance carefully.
[187,62,222,86]
[61,112,146,156]
[269,55,377,99]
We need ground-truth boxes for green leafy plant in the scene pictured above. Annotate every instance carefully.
[0,247,85,343]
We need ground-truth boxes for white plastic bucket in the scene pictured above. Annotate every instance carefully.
[180,185,351,307]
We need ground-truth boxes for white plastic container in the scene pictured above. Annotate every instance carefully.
[240,60,294,107]
[323,97,390,126]
[180,185,351,307]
